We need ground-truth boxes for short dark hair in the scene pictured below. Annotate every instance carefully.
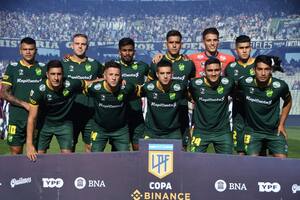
[72,33,88,42]
[236,35,251,44]
[205,57,221,68]
[118,37,135,49]
[47,60,63,72]
[166,30,182,41]
[104,60,121,71]
[202,27,219,40]
[20,37,36,46]
[156,59,173,72]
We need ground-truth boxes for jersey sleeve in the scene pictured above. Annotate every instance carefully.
[189,61,196,79]
[28,86,43,106]
[148,62,157,80]
[2,64,14,86]
[280,81,291,102]
[96,61,104,78]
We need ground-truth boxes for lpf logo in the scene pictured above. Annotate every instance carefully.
[148,144,173,179]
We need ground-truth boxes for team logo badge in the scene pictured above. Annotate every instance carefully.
[147,83,155,91]
[148,144,173,179]
[132,64,138,70]
[250,68,255,76]
[169,93,176,100]
[178,63,185,71]
[173,84,181,91]
[117,94,124,101]
[94,83,102,90]
[221,78,229,85]
[195,79,203,86]
[63,89,70,97]
[217,86,224,94]
[35,68,42,76]
[273,81,281,88]
[39,84,46,92]
[246,77,253,83]
[85,64,92,72]
[266,89,273,97]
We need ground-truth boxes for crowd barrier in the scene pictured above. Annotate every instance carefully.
[0,139,299,200]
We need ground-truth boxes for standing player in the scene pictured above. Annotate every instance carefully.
[62,33,103,152]
[140,60,187,140]
[149,30,195,149]
[1,37,45,154]
[189,58,234,154]
[26,60,89,161]
[115,37,149,150]
[238,55,292,158]
[225,35,255,155]
[188,27,235,78]
[87,61,135,152]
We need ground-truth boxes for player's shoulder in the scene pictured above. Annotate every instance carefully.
[191,77,205,86]
[37,80,47,92]
[240,76,254,85]
[7,61,19,68]
[143,80,156,91]
[220,76,234,87]
[37,62,46,68]
[89,80,103,91]
[227,61,238,69]
[87,57,100,64]
[271,77,288,89]
[171,80,185,92]
[135,60,149,68]
[188,52,205,60]
[218,52,235,62]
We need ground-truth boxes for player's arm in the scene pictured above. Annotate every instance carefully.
[278,93,292,139]
[26,104,39,161]
[1,83,30,111]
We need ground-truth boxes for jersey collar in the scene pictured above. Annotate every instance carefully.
[156,80,170,93]
[254,77,272,87]
[20,60,34,68]
[103,81,120,93]
[70,55,87,64]
[165,53,182,62]
[237,57,255,68]
[120,59,134,67]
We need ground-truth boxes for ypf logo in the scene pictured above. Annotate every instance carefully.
[258,182,281,193]
[148,144,173,179]
[42,178,64,188]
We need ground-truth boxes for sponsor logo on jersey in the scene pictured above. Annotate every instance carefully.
[245,77,253,83]
[173,84,181,91]
[148,144,173,179]
[273,81,281,88]
[74,177,106,190]
[147,83,155,91]
[221,78,229,85]
[35,68,42,76]
[266,88,273,97]
[85,64,92,72]
[94,83,102,90]
[292,184,300,194]
[178,63,185,71]
[123,72,139,78]
[215,179,247,192]
[217,86,224,94]
[39,84,46,91]
[258,182,281,193]
[195,79,203,85]
[42,178,64,188]
[10,177,32,188]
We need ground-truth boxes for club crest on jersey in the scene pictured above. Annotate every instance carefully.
[178,63,185,71]
[221,78,229,85]
[148,144,174,179]
[273,81,281,88]
[217,86,224,94]
[132,64,138,70]
[245,77,253,84]
[19,69,24,76]
[173,84,181,91]
[266,89,273,97]
[117,94,124,101]
[94,83,102,90]
[147,83,155,91]
[169,93,176,100]
[250,68,255,76]
[63,89,70,97]
[39,84,46,92]
[69,65,74,72]
[85,64,92,72]
[195,79,203,86]
[35,68,42,76]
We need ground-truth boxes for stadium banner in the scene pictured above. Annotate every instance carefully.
[0,139,299,200]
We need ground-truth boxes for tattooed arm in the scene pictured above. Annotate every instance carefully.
[1,84,30,111]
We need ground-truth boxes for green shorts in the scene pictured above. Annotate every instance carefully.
[91,123,130,152]
[143,128,182,140]
[232,113,245,153]
[37,121,73,151]
[190,128,233,154]
[244,131,288,155]
[71,102,94,145]
[6,120,26,146]
[127,109,145,145]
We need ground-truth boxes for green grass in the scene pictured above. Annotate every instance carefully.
[0,127,299,158]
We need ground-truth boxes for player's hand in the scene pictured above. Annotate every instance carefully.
[152,54,163,64]
[277,124,288,139]
[26,144,37,161]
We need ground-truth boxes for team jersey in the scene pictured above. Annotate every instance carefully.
[188,51,235,78]
[238,76,291,135]
[149,54,195,86]
[62,56,103,107]
[115,59,149,112]
[87,80,135,131]
[140,80,187,135]
[29,79,83,123]
[189,77,234,135]
[1,60,46,120]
